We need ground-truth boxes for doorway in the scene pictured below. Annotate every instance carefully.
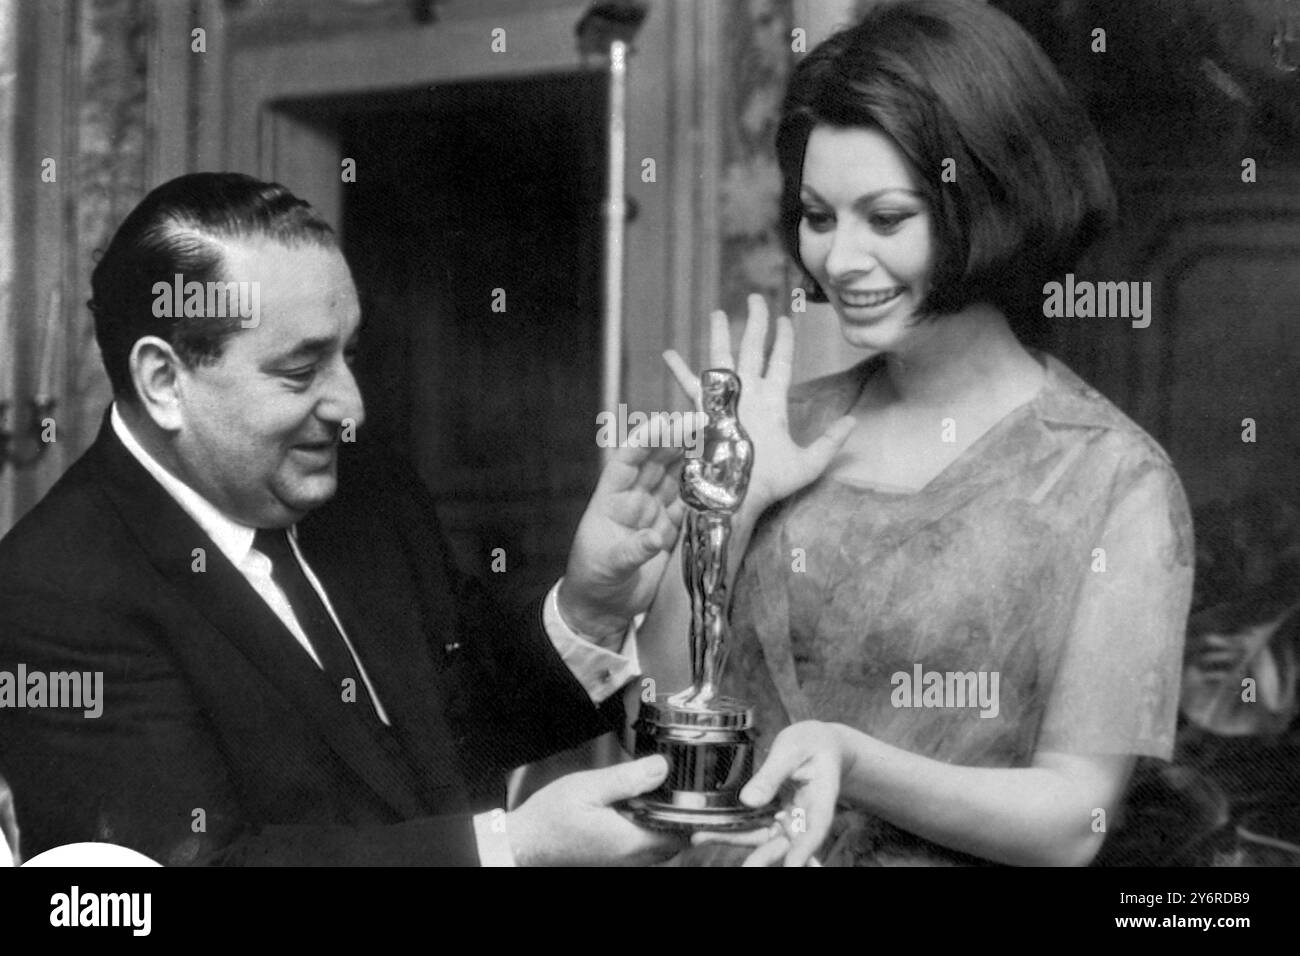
[277,73,607,603]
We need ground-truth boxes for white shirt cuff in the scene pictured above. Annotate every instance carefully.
[543,580,640,705]
[472,809,516,867]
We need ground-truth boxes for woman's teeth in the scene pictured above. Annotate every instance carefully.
[840,287,902,308]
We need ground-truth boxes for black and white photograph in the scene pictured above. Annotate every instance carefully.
[0,0,1295,917]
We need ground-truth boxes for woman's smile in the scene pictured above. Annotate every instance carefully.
[834,285,908,319]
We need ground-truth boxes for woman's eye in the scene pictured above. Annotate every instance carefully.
[870,211,913,232]
[801,208,834,231]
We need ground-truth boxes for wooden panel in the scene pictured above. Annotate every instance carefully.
[336,73,606,604]
[1161,242,1300,507]
[1057,174,1300,510]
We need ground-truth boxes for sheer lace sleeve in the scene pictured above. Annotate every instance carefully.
[1037,462,1194,759]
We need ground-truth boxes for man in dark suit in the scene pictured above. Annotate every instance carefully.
[0,173,687,865]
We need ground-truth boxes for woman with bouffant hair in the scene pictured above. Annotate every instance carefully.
[775,0,1116,345]
[644,0,1193,866]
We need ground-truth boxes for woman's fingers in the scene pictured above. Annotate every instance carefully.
[709,310,734,370]
[741,733,813,808]
[737,294,769,379]
[662,350,700,408]
[768,315,795,391]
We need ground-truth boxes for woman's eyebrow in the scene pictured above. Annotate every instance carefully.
[800,185,925,204]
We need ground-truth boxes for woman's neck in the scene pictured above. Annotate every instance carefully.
[874,303,1042,409]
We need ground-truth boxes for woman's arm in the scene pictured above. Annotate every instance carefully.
[740,722,1134,866]
[837,726,1133,866]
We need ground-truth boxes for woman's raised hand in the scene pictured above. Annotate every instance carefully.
[663,294,856,514]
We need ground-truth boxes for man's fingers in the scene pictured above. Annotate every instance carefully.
[603,414,685,487]
[578,755,669,806]
[633,458,666,492]
[650,503,681,549]
[690,823,780,849]
[786,829,829,868]
[613,819,688,864]
[783,789,837,867]
[614,527,665,572]
[652,466,681,507]
[737,293,769,379]
[595,412,697,506]
[663,496,686,531]
[709,310,734,370]
[742,835,792,867]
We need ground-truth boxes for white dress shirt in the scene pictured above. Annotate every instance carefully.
[110,404,638,865]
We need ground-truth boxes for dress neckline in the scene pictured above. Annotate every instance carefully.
[825,350,1053,499]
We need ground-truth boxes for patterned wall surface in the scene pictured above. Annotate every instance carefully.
[69,0,150,458]
[0,0,151,531]
[717,0,798,320]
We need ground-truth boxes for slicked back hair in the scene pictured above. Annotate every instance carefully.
[90,172,338,401]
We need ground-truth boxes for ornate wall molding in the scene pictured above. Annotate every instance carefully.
[0,0,166,532]
[0,0,16,531]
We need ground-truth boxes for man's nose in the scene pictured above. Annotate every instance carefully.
[319,360,366,432]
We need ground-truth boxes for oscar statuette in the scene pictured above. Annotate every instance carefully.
[625,368,778,830]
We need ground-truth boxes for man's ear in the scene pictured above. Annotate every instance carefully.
[128,336,186,431]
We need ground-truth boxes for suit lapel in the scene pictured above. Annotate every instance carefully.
[295,465,471,804]
[88,416,430,819]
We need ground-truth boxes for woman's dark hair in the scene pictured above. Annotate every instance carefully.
[90,172,337,401]
[777,0,1116,338]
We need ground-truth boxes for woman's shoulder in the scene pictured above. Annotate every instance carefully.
[1033,355,1192,545]
[1035,354,1178,475]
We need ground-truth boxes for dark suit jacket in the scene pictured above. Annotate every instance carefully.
[0,417,619,865]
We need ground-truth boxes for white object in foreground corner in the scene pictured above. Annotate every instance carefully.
[22,842,162,867]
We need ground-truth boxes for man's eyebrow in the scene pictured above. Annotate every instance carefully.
[263,336,336,366]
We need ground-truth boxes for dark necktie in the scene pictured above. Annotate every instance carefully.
[253,527,380,722]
